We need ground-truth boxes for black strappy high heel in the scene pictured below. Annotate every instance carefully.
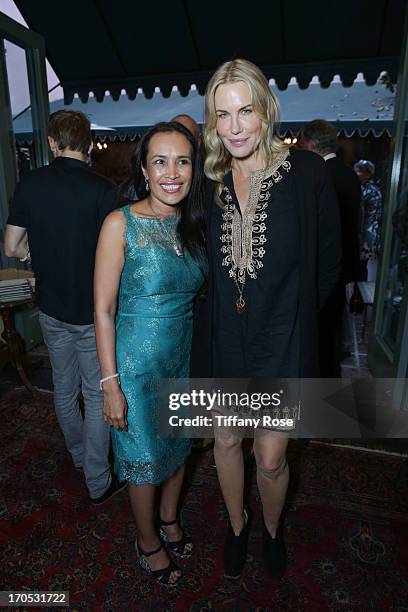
[158,516,194,558]
[135,539,182,588]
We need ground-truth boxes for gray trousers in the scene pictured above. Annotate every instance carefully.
[39,312,111,497]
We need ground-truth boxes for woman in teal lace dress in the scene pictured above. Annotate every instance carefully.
[94,122,205,587]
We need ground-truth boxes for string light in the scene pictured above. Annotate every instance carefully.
[283,137,298,145]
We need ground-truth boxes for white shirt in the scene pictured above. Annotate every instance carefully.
[323,153,337,161]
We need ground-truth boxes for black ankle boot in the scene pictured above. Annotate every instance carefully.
[263,520,287,579]
[223,508,251,579]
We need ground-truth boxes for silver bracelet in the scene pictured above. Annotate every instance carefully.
[99,373,120,390]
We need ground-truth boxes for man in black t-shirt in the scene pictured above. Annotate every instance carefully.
[5,110,125,504]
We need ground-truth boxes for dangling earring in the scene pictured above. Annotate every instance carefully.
[145,177,149,192]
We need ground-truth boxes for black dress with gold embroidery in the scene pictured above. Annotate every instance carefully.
[191,148,342,379]
[210,150,300,377]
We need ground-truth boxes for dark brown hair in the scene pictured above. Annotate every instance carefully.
[48,110,91,155]
[301,119,338,154]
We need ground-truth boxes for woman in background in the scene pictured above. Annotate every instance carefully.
[354,159,382,282]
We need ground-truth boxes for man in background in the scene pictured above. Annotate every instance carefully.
[301,119,361,377]
[171,114,201,142]
[5,110,125,504]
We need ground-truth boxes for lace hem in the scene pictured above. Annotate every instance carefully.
[114,445,191,486]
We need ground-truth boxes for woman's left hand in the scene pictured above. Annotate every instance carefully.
[103,385,128,431]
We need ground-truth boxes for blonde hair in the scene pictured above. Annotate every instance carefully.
[204,58,289,186]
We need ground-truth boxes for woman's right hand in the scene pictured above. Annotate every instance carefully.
[102,382,128,431]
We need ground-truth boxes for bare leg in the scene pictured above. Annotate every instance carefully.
[253,433,289,536]
[213,433,245,534]
[128,483,180,582]
[159,464,189,547]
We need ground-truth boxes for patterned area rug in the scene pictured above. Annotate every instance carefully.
[1,388,408,611]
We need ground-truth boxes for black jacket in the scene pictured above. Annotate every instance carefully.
[325,156,361,283]
[191,149,341,378]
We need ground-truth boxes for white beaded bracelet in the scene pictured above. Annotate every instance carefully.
[99,373,120,390]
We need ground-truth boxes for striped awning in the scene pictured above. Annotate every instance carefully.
[14,0,406,103]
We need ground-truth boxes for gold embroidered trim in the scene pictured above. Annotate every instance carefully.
[220,150,291,285]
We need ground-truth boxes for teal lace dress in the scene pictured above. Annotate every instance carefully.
[112,205,204,485]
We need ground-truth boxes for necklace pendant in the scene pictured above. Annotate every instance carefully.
[236,296,245,314]
[174,245,184,257]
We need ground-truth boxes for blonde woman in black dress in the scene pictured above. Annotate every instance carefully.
[191,59,341,579]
